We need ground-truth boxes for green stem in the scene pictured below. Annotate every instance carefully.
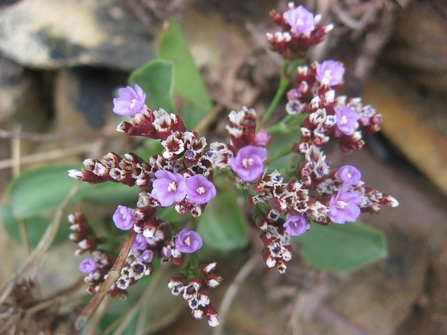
[266,144,293,164]
[260,59,303,128]
[260,69,291,128]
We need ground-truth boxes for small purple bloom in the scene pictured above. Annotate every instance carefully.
[132,233,148,250]
[113,84,146,116]
[316,60,345,86]
[335,106,357,135]
[175,228,203,253]
[336,165,362,185]
[328,185,362,224]
[283,214,307,236]
[229,145,267,182]
[139,250,154,263]
[283,6,315,35]
[151,170,187,207]
[253,130,270,146]
[287,89,301,100]
[79,258,97,274]
[113,205,136,230]
[186,175,216,205]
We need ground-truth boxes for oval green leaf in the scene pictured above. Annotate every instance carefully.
[128,59,176,113]
[197,182,249,252]
[294,222,387,272]
[158,19,213,128]
[0,203,71,248]
[8,164,86,219]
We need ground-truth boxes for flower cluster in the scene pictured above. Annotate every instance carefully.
[267,3,334,59]
[226,105,396,271]
[67,2,399,329]
[168,263,222,326]
[286,60,382,153]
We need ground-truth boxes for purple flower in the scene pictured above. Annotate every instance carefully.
[335,106,357,135]
[328,185,362,224]
[151,170,187,207]
[336,165,361,185]
[139,250,154,263]
[229,145,267,182]
[79,258,97,274]
[175,228,203,253]
[113,84,146,116]
[253,130,270,146]
[132,233,148,250]
[316,60,345,86]
[283,6,315,35]
[283,214,307,236]
[113,205,136,230]
[186,175,216,205]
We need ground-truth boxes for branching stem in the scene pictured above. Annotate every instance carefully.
[75,229,137,330]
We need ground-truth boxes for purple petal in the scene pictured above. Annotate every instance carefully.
[283,214,307,236]
[336,165,361,185]
[175,229,203,253]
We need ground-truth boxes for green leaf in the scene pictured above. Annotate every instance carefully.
[158,20,213,119]
[128,59,177,113]
[8,164,141,220]
[8,164,86,219]
[0,203,71,248]
[294,222,387,272]
[266,132,298,175]
[197,181,249,252]
[180,105,208,133]
[81,182,138,207]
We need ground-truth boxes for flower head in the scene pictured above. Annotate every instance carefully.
[151,170,187,207]
[113,84,146,116]
[186,175,216,205]
[253,130,270,146]
[335,106,357,135]
[316,60,345,86]
[175,229,203,253]
[113,205,137,230]
[79,258,97,274]
[336,165,361,185]
[328,185,362,224]
[132,233,148,250]
[283,5,315,35]
[229,145,267,182]
[139,250,154,263]
[283,214,307,236]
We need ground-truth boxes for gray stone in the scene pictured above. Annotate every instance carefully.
[0,56,49,127]
[0,0,156,70]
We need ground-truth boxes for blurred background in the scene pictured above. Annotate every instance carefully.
[0,0,446,334]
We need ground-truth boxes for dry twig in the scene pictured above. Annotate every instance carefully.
[75,229,137,330]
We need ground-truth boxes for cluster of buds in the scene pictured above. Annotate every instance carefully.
[267,3,334,59]
[68,212,104,256]
[286,60,383,154]
[167,263,222,327]
[258,219,293,273]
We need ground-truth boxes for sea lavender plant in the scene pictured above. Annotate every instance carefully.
[67,2,398,330]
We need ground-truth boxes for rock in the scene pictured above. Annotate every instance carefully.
[0,0,156,70]
[53,67,120,133]
[325,228,428,335]
[42,67,128,155]
[0,56,50,129]
[0,56,51,193]
[362,68,447,196]
[382,1,447,93]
